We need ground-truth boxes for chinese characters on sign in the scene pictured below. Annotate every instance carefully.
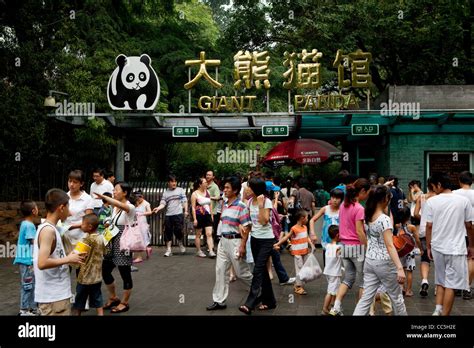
[262,125,289,137]
[184,49,372,112]
[283,49,323,89]
[234,50,271,90]
[351,124,379,136]
[184,51,222,89]
[333,49,372,89]
[173,126,199,137]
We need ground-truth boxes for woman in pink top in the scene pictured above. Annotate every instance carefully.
[329,178,370,316]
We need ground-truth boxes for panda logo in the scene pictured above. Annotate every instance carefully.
[107,54,160,110]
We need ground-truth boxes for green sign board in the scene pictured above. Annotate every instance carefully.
[172,126,199,137]
[351,124,379,136]
[262,125,289,137]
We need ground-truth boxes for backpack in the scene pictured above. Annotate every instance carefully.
[393,224,415,257]
[248,197,282,240]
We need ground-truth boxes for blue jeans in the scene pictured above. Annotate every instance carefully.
[270,244,290,283]
[19,264,36,310]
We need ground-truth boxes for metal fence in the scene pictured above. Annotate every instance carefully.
[130,181,194,246]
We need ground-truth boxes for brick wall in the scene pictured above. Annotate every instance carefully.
[0,202,46,244]
[388,134,474,191]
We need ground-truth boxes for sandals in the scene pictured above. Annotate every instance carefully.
[294,286,307,295]
[103,298,121,310]
[258,304,276,311]
[111,303,129,313]
[238,305,252,315]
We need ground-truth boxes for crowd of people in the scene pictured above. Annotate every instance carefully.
[12,167,474,316]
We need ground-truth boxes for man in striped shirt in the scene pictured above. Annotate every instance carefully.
[207,176,253,311]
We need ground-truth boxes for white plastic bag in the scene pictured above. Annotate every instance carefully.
[297,252,322,282]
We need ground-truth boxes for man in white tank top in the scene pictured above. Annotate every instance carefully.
[33,189,85,316]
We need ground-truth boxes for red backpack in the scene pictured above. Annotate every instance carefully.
[248,197,282,240]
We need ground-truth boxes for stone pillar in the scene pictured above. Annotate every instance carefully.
[115,137,125,181]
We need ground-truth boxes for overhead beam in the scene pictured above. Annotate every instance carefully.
[342,114,352,126]
[153,116,163,128]
[247,115,256,127]
[437,112,454,126]
[199,115,214,131]
[388,115,402,126]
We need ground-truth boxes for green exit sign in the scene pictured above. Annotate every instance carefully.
[262,125,289,137]
[351,124,379,136]
[172,126,199,137]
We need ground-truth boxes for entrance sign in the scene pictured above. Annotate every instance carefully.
[182,49,372,113]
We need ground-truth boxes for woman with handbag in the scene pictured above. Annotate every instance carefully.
[94,182,136,314]
[353,185,407,316]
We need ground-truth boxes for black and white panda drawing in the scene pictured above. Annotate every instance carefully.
[107,54,160,110]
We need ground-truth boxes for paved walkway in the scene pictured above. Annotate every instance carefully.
[1,246,473,316]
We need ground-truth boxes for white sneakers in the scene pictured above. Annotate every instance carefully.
[329,307,344,316]
[164,250,172,257]
[208,250,216,258]
[179,244,186,254]
[196,250,207,258]
[432,308,442,316]
[280,277,296,286]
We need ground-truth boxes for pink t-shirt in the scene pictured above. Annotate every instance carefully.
[338,202,365,245]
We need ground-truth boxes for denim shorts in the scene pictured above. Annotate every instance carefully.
[73,282,103,309]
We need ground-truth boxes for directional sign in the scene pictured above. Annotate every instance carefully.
[351,124,379,136]
[172,126,199,137]
[262,125,289,137]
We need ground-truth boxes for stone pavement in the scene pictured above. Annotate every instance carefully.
[1,246,473,316]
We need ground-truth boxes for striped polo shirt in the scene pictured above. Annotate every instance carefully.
[290,224,309,256]
[220,197,251,235]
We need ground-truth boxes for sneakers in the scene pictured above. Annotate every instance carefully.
[432,308,442,316]
[208,250,216,258]
[196,250,207,258]
[164,250,172,257]
[18,309,36,316]
[294,286,307,295]
[131,266,139,272]
[329,307,344,316]
[420,282,429,297]
[280,277,296,286]
[206,302,227,311]
[463,290,472,300]
[179,244,186,254]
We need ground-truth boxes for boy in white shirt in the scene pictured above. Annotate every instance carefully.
[425,172,473,316]
[453,171,474,300]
